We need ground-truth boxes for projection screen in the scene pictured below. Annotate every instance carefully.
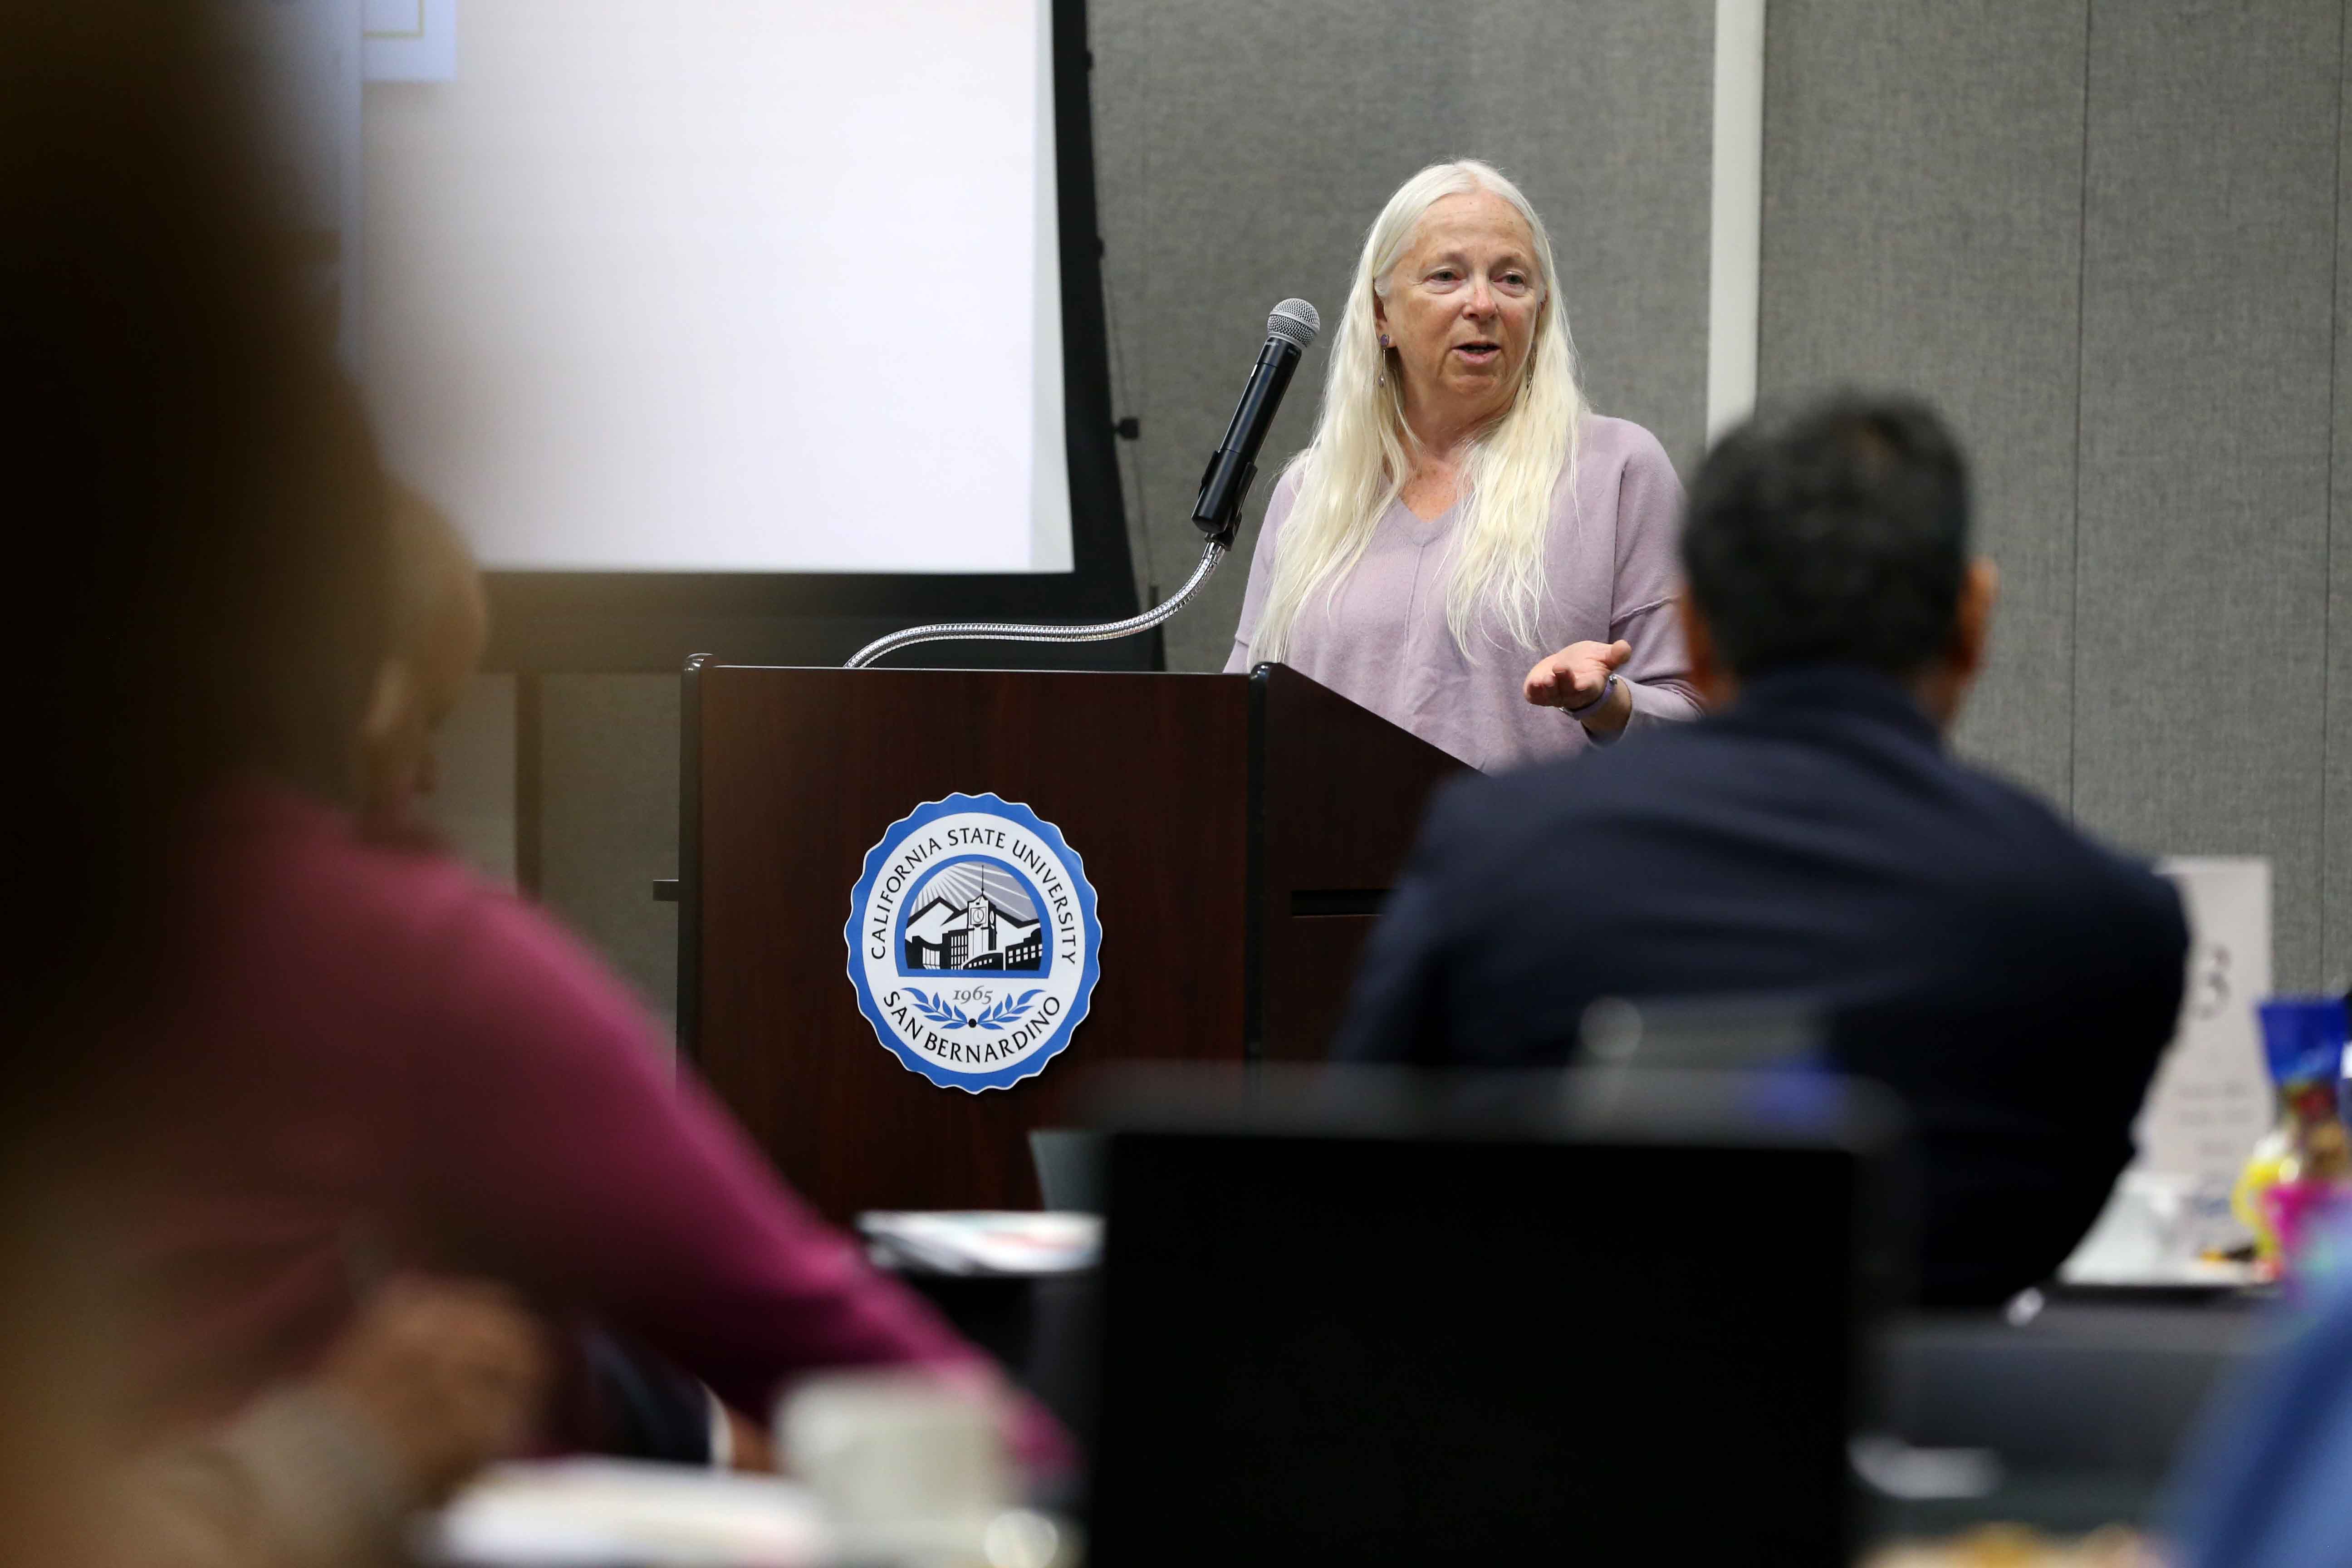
[361,0,1072,575]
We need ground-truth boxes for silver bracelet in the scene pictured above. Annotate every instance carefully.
[1563,670,1620,720]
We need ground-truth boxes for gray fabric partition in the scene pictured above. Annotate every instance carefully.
[2072,0,2339,993]
[536,674,681,1037]
[2331,20,2352,990]
[1759,0,2088,810]
[1763,0,2351,989]
[1092,0,1715,673]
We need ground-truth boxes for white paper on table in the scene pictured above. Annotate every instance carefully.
[859,1211,1102,1275]
[421,1459,828,1566]
[2062,856,2273,1284]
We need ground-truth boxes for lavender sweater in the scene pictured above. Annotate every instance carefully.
[1224,415,1704,772]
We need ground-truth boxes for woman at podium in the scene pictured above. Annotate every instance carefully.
[1223,160,1702,772]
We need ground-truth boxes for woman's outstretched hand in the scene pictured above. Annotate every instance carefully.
[1524,639,1631,715]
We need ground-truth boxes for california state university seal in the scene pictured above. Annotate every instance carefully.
[843,793,1102,1092]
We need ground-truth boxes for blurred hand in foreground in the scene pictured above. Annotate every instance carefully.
[315,1275,549,1504]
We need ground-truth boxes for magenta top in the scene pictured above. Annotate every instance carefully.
[1224,415,1704,771]
[126,782,1064,1469]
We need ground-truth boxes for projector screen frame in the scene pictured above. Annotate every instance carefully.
[476,0,1145,676]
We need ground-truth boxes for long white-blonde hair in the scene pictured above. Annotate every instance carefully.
[1248,159,1587,662]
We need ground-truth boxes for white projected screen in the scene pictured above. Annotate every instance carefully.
[361,1,1071,573]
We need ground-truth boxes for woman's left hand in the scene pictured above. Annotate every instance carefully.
[1524,639,1633,735]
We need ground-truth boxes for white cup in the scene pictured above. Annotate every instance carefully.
[776,1369,1010,1532]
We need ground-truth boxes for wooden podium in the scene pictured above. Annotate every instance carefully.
[677,659,1464,1222]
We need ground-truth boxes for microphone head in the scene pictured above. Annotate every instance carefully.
[1267,298,1320,352]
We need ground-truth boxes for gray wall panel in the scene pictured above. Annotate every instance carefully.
[2072,0,2340,988]
[1092,0,1716,671]
[2331,2,2352,990]
[538,675,681,1039]
[1757,0,2090,808]
[1085,2,1155,599]
[1467,2,1714,475]
[417,673,518,886]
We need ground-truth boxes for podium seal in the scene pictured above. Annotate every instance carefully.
[844,793,1102,1093]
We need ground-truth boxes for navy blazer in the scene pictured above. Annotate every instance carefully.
[1334,665,2190,1305]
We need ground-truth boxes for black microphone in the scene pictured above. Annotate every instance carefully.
[1191,298,1321,544]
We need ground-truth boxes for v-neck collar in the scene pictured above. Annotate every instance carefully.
[1391,494,1460,546]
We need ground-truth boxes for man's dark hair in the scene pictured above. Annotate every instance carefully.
[1681,394,1971,679]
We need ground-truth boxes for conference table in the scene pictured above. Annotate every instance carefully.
[1875,1289,2266,1537]
[426,1260,2269,1563]
[888,1257,2271,1540]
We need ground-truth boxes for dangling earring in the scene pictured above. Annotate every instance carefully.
[1377,335,1390,385]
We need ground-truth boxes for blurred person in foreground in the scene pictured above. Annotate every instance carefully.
[0,0,1057,1530]
[2163,1239,2352,1565]
[111,209,1071,1498]
[0,3,546,1563]
[354,480,779,1471]
[124,1279,548,1568]
[1333,394,2188,1305]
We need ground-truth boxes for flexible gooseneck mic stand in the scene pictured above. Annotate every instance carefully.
[843,538,1230,670]
[844,298,1320,671]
